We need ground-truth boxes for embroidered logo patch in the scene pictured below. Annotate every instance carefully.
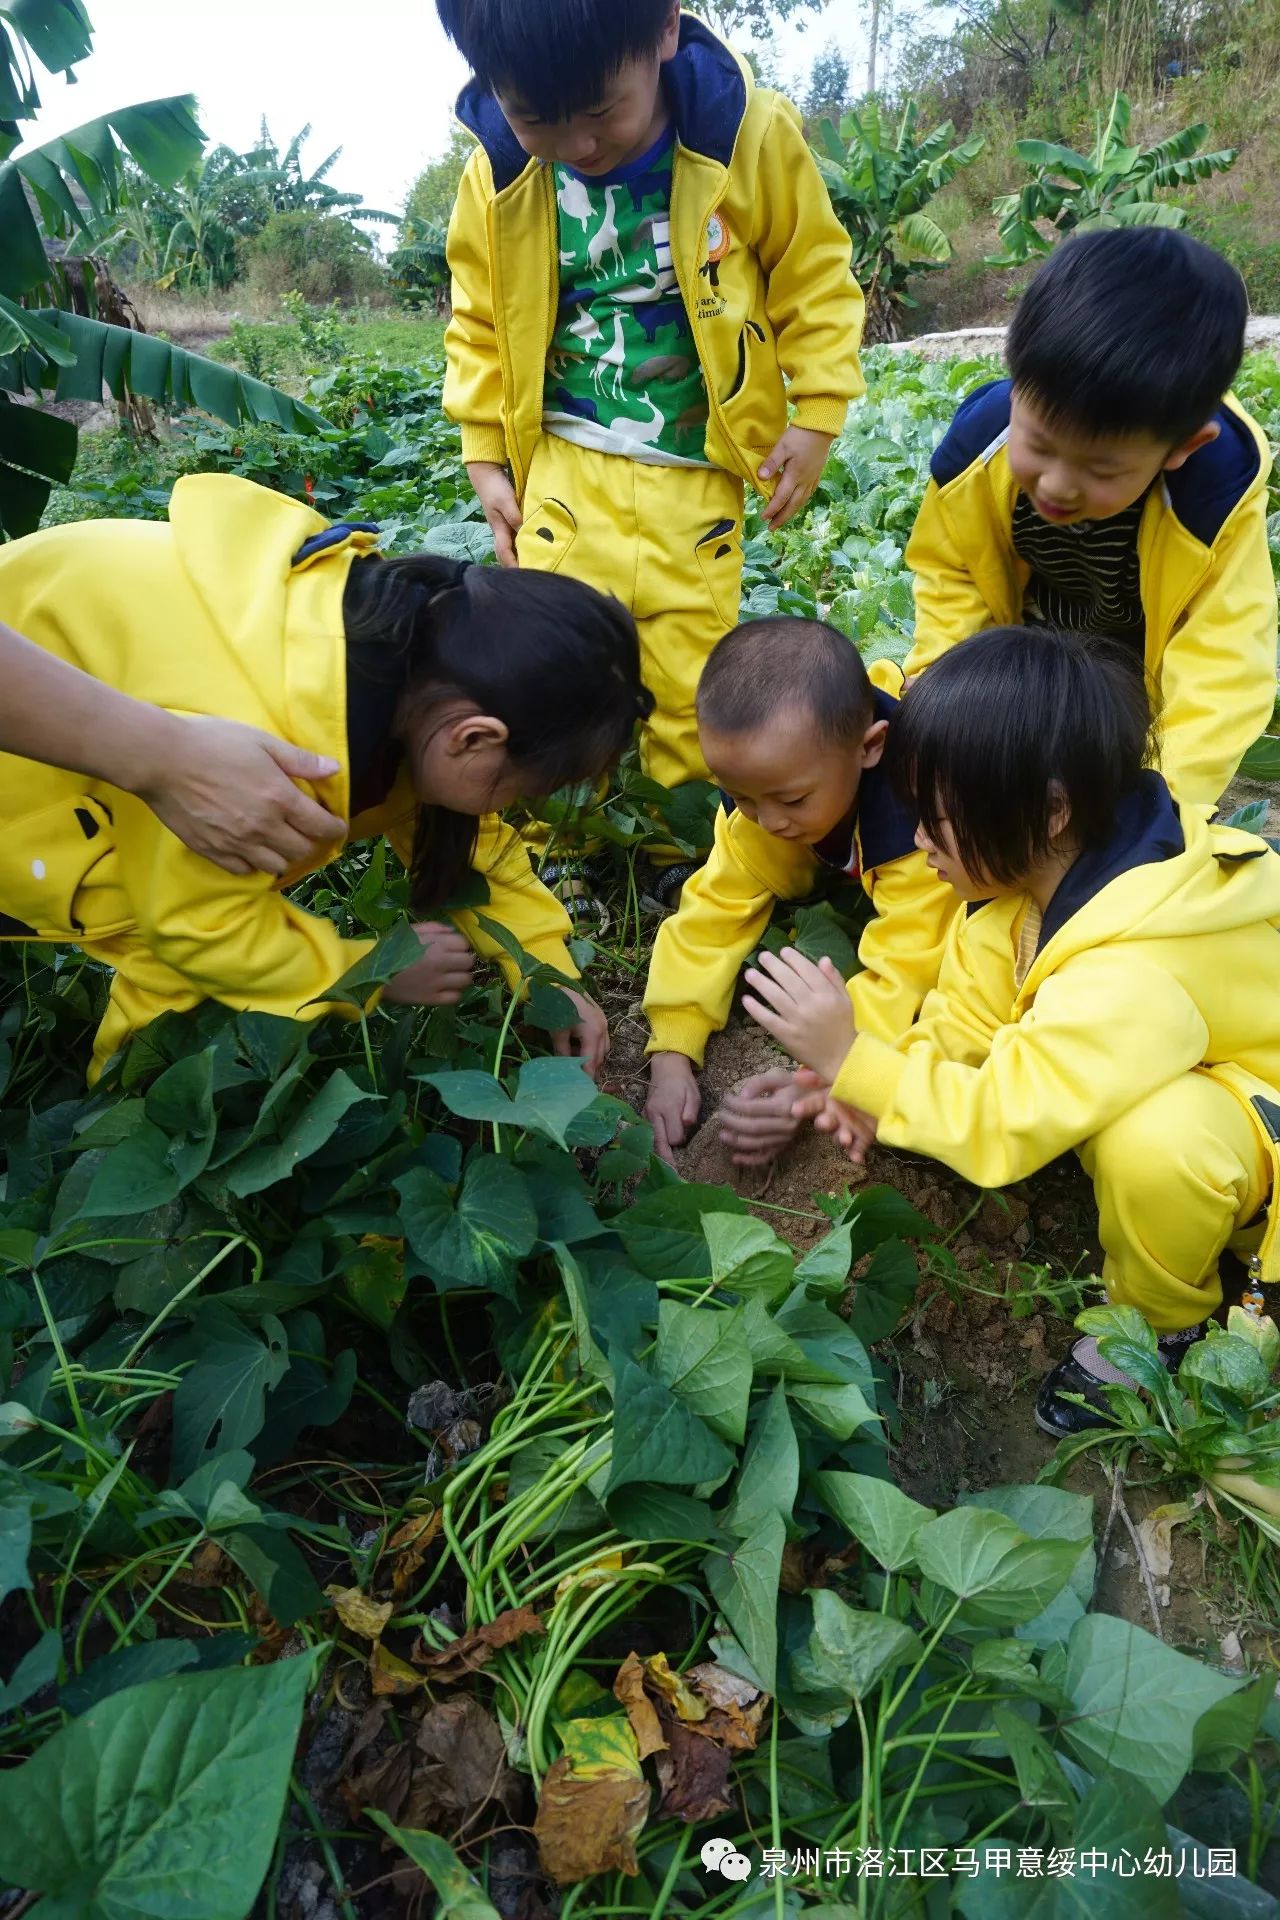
[697,210,731,318]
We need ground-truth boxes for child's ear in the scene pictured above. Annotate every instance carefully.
[448,715,510,758]
[1163,419,1220,471]
[660,0,682,55]
[860,718,891,769]
[1047,780,1073,846]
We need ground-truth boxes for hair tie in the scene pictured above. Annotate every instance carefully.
[425,558,473,613]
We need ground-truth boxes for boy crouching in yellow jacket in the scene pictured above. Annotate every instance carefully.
[904,229,1275,817]
[643,617,959,1163]
[0,474,651,1083]
[746,628,1280,1437]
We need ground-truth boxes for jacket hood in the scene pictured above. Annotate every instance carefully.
[1022,772,1280,991]
[166,474,377,661]
[931,378,1268,547]
[456,10,751,193]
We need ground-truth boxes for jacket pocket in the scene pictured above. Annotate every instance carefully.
[0,795,118,939]
[723,321,767,405]
[515,495,579,575]
[695,518,744,632]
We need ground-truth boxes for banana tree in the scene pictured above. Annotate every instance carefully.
[0,0,326,538]
[989,90,1238,265]
[389,221,451,313]
[814,102,985,344]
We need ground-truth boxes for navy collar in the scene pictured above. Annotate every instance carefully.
[1036,771,1184,953]
[850,686,920,873]
[456,14,747,194]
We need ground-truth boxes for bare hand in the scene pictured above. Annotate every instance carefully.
[742,947,856,1084]
[467,461,523,569]
[791,1067,877,1166]
[646,1051,702,1165]
[759,426,835,531]
[551,988,611,1080]
[382,921,476,1005]
[718,1066,802,1167]
[138,715,345,877]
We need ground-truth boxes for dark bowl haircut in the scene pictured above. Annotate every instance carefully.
[343,555,650,913]
[1007,227,1247,449]
[887,628,1156,888]
[697,617,875,747]
[437,0,676,120]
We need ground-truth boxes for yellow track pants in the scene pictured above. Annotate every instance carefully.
[1079,1068,1274,1333]
[516,435,746,792]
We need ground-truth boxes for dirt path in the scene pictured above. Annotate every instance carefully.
[883,314,1280,363]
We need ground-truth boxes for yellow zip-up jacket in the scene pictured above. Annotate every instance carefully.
[644,684,960,1062]
[904,380,1278,811]
[444,12,865,496]
[0,476,578,1058]
[833,774,1280,1189]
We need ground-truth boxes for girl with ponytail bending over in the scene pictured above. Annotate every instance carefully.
[0,474,651,1082]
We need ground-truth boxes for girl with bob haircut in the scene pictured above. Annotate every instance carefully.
[0,475,651,1083]
[743,626,1280,1436]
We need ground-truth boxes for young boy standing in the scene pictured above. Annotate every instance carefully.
[905,229,1276,814]
[436,0,865,896]
[644,619,957,1163]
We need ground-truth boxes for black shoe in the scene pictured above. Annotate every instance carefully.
[538,859,611,936]
[1034,1349,1122,1437]
[640,859,701,912]
[1035,1322,1206,1439]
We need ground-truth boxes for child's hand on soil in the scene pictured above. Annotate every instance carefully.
[141,716,345,877]
[382,921,476,1005]
[759,426,834,530]
[467,461,523,569]
[718,1066,803,1167]
[743,947,856,1085]
[791,1066,877,1165]
[646,1051,702,1164]
[552,989,611,1079]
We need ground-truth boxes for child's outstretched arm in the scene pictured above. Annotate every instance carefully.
[0,620,345,876]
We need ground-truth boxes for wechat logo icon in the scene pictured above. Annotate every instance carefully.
[702,1837,753,1881]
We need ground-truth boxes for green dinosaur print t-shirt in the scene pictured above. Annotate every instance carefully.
[544,132,711,467]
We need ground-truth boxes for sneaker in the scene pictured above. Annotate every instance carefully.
[1034,1321,1205,1439]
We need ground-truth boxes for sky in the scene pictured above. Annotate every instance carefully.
[21,0,883,238]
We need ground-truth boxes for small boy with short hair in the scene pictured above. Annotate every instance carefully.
[436,0,865,898]
[644,618,957,1162]
[905,227,1276,814]
[748,628,1280,1437]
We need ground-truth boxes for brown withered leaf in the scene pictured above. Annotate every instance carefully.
[370,1643,425,1697]
[386,1511,441,1599]
[655,1720,733,1824]
[173,1540,229,1589]
[341,1744,413,1824]
[408,1697,523,1826]
[413,1605,546,1683]
[534,1757,650,1886]
[684,1661,768,1754]
[326,1585,394,1642]
[612,1653,666,1762]
[780,1539,811,1596]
